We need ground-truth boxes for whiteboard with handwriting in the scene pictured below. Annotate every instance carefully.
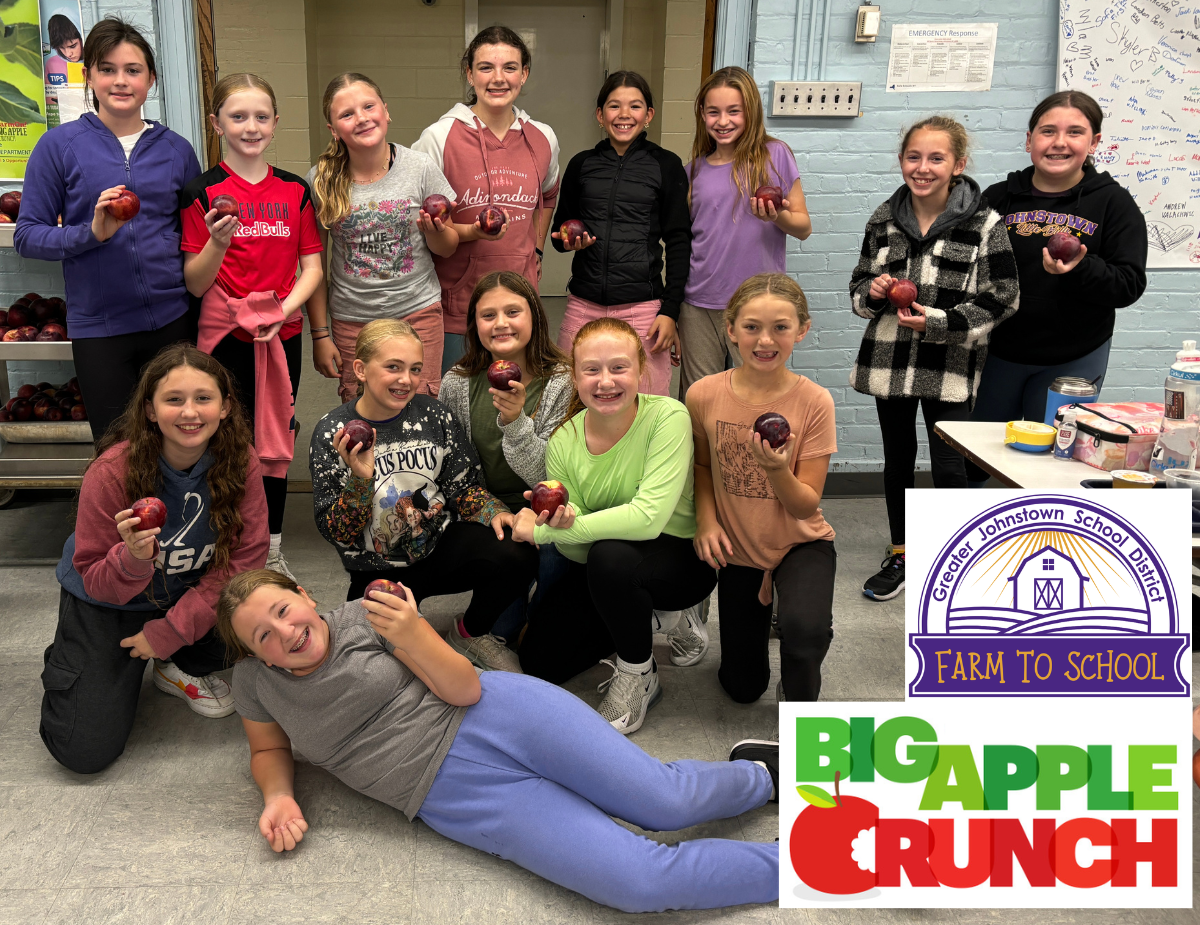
[1058,0,1200,268]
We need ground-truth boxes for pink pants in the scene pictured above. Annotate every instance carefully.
[557,295,671,396]
[332,301,444,403]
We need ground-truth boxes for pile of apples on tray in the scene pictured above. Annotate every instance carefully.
[0,377,86,423]
[0,292,68,341]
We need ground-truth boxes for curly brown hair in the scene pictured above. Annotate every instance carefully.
[89,343,255,577]
[449,271,569,381]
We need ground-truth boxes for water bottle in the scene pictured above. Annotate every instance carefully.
[1164,341,1200,421]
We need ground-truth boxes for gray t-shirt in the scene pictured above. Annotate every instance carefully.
[232,601,467,820]
[306,144,455,323]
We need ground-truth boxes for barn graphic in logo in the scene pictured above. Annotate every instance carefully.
[909,494,1190,696]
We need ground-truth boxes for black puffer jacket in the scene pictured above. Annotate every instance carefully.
[551,134,692,319]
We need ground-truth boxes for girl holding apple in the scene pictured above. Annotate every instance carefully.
[181,73,325,584]
[16,17,203,441]
[849,116,1019,603]
[40,344,268,775]
[511,318,716,734]
[217,567,779,912]
[550,71,692,397]
[307,72,461,400]
[686,273,837,704]
[678,67,811,402]
[413,26,561,376]
[308,319,538,674]
[967,90,1147,441]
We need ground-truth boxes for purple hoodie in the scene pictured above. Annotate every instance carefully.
[14,113,201,338]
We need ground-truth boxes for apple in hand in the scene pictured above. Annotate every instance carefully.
[559,218,588,246]
[530,480,569,517]
[754,412,791,450]
[341,419,375,452]
[131,497,168,532]
[0,190,20,219]
[210,194,240,221]
[364,578,408,602]
[486,359,522,391]
[477,205,506,235]
[885,277,918,310]
[106,190,141,221]
[754,185,783,211]
[1046,231,1081,263]
[422,194,452,223]
[789,773,879,895]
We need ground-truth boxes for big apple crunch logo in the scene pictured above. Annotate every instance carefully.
[780,704,1192,908]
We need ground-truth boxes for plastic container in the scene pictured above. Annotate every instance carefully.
[1053,401,1162,471]
[1004,420,1055,453]
[1043,376,1098,426]
[1054,409,1078,460]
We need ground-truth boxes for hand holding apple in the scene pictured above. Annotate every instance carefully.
[477,206,507,236]
[749,428,795,472]
[1042,239,1087,274]
[489,376,527,426]
[895,301,928,333]
[91,186,135,242]
[204,200,239,248]
[885,278,918,311]
[361,579,423,648]
[553,219,595,250]
[486,359,522,391]
[750,186,788,222]
[116,506,162,560]
[333,424,377,480]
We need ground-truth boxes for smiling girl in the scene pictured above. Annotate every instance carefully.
[679,67,810,401]
[308,319,538,673]
[17,17,203,441]
[550,72,692,397]
[181,73,324,583]
[39,345,268,775]
[513,319,715,734]
[849,116,1018,603]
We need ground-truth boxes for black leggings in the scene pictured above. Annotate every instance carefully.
[345,520,539,637]
[70,311,195,443]
[717,540,836,703]
[875,396,970,546]
[520,534,718,683]
[210,331,303,534]
[40,589,229,774]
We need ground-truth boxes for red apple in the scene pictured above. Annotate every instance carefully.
[0,190,21,220]
[106,190,141,221]
[0,310,6,326]
[341,419,375,452]
[30,299,60,325]
[6,305,29,327]
[17,326,38,341]
[70,404,87,421]
[789,775,880,895]
[16,383,36,400]
[364,578,408,602]
[422,194,452,223]
[39,323,67,340]
[35,381,53,391]
[210,193,240,221]
[49,297,65,310]
[886,277,918,310]
[754,185,783,211]
[9,399,31,420]
[486,359,522,391]
[36,330,65,342]
[0,409,10,422]
[0,214,13,224]
[1047,231,1081,263]
[530,480,569,517]
[32,398,53,419]
[57,396,75,411]
[131,497,167,531]
[2,328,28,341]
[0,327,9,339]
[559,218,588,246]
[477,205,506,235]
[22,292,39,301]
[754,412,791,449]
[44,406,63,421]
[66,377,79,391]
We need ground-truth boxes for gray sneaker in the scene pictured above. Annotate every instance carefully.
[596,658,661,734]
[265,547,298,583]
[446,623,523,673]
[665,603,709,667]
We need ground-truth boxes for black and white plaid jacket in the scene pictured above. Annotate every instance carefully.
[848,198,1019,404]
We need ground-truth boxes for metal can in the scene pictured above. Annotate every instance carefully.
[1043,377,1099,426]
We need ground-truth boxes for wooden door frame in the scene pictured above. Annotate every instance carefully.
[195,0,221,168]
[702,0,717,81]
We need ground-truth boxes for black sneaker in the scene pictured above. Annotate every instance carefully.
[729,739,779,803]
[863,552,905,601]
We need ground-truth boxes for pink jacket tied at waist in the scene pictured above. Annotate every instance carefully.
[198,285,295,479]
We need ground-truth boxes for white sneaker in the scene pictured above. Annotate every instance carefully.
[153,660,236,718]
[445,622,523,673]
[596,658,662,734]
[664,603,709,667]
[265,547,298,583]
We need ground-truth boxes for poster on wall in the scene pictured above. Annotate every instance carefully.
[0,0,48,179]
[885,24,997,93]
[40,0,86,128]
[1058,1,1200,268]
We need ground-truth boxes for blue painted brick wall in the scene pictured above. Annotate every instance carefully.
[753,0,1200,471]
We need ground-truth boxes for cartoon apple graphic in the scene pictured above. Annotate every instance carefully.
[789,771,879,895]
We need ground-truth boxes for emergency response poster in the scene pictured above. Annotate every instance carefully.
[0,0,48,179]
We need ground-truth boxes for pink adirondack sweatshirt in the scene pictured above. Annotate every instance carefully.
[412,103,560,334]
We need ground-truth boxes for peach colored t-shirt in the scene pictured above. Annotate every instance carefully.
[687,370,836,570]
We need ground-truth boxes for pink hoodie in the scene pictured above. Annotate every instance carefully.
[412,104,560,334]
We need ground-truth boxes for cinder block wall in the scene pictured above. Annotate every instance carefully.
[751,0,1200,472]
[658,0,704,158]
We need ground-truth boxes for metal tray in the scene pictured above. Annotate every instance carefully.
[0,420,92,443]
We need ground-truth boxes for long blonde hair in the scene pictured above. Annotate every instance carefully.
[689,67,779,209]
[555,318,646,437]
[313,73,387,227]
[354,319,423,398]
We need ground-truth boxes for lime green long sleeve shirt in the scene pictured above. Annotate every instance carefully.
[533,393,696,563]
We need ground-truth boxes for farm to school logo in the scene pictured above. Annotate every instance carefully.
[779,703,1192,908]
[909,493,1189,696]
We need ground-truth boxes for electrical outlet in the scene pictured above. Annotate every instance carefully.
[769,81,862,117]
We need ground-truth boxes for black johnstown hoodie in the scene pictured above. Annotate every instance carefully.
[983,164,1147,366]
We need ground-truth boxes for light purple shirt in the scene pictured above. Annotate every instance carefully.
[683,140,801,310]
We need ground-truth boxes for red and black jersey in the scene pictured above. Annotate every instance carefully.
[181,164,323,340]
